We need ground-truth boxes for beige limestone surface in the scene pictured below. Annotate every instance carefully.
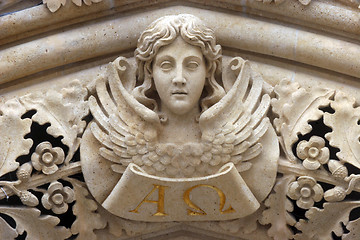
[0,1,360,240]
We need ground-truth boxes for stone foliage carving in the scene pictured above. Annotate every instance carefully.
[2,0,355,13]
[43,0,103,12]
[256,0,360,8]
[256,0,311,5]
[40,0,360,13]
[1,12,360,240]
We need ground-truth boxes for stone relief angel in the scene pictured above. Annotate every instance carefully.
[1,4,360,238]
[81,14,279,220]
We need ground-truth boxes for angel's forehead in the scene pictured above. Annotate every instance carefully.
[154,37,203,61]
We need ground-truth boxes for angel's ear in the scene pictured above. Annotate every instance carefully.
[205,61,212,79]
[206,70,211,78]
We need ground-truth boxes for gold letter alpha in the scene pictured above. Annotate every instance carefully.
[129,184,168,216]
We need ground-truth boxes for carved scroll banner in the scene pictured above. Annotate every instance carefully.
[102,162,260,221]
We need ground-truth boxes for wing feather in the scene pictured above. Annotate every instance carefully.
[231,141,251,156]
[200,58,271,171]
[108,61,159,126]
[248,118,270,145]
[88,96,110,132]
[199,58,250,129]
[232,113,251,135]
[108,114,133,136]
[90,122,114,149]
[248,94,270,129]
[95,75,118,115]
[109,133,127,149]
[233,57,250,103]
[233,125,252,145]
[100,147,121,163]
[242,143,262,161]
[111,164,127,173]
[89,58,159,173]
[112,145,132,159]
[244,75,263,113]
[235,162,252,172]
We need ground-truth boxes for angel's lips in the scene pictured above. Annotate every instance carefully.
[171,90,188,96]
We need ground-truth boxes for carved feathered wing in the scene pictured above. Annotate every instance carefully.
[89,57,270,177]
[88,57,161,174]
[199,58,271,173]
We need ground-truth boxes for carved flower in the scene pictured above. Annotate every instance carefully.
[296,136,329,170]
[287,176,323,209]
[31,142,65,175]
[42,181,74,214]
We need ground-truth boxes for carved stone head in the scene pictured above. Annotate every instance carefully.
[132,14,226,115]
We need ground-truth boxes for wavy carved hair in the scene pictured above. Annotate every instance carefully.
[133,14,225,113]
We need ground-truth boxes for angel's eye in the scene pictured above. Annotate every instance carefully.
[160,61,173,71]
[186,61,199,70]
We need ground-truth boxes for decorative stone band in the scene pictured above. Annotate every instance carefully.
[1,6,360,86]
[102,162,260,222]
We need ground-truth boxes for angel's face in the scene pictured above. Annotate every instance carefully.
[152,37,206,116]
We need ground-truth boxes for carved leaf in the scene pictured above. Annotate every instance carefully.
[256,0,358,6]
[71,180,106,240]
[343,216,360,240]
[0,99,32,177]
[83,0,103,5]
[72,0,82,6]
[219,205,265,234]
[97,204,148,237]
[0,216,18,239]
[0,207,71,240]
[20,80,89,148]
[72,0,103,6]
[323,91,360,169]
[255,0,286,4]
[271,79,334,161]
[295,201,360,239]
[43,0,66,12]
[97,204,178,238]
[260,175,296,240]
[97,207,127,237]
[298,0,311,5]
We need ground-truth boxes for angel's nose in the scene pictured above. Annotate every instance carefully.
[172,67,186,86]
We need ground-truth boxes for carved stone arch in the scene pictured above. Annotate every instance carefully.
[0,1,360,240]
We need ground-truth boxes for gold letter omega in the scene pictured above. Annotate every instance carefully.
[183,184,235,216]
[129,184,168,216]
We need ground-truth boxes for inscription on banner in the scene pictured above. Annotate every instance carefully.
[101,163,260,221]
[129,184,235,216]
[129,184,168,216]
[184,184,235,216]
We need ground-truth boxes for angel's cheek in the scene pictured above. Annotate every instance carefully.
[152,75,171,106]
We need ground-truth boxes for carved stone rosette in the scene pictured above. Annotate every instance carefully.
[1,2,360,240]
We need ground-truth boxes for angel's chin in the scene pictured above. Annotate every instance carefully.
[164,100,198,116]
